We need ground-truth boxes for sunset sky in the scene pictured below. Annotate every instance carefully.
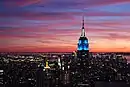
[0,0,130,52]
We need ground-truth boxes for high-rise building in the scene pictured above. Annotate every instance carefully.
[69,17,92,87]
[77,16,89,58]
[36,63,46,87]
[0,69,3,87]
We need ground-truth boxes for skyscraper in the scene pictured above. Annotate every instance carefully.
[70,17,92,86]
[77,16,89,58]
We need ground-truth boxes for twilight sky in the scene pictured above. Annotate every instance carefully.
[0,0,130,52]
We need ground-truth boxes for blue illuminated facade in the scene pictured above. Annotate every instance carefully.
[77,17,89,52]
[77,37,89,51]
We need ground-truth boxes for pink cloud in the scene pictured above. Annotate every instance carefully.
[1,11,130,23]
[87,0,130,7]
[84,11,130,16]
[0,45,75,52]
[4,0,48,7]
[3,0,130,8]
[75,0,130,8]
[90,32,130,40]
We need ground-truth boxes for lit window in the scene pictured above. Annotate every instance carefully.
[79,40,82,44]
[84,40,88,44]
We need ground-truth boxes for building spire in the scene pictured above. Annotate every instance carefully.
[81,16,85,37]
[82,16,84,29]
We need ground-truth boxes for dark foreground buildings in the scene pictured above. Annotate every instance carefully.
[0,17,130,87]
[1,52,130,87]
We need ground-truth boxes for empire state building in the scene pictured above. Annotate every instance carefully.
[77,17,89,58]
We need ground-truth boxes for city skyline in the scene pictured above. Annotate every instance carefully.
[1,0,130,52]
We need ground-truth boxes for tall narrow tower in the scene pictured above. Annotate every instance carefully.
[77,16,89,58]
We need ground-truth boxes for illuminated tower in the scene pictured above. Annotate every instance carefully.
[77,16,89,58]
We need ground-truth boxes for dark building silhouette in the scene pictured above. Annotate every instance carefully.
[36,64,46,87]
[77,16,89,58]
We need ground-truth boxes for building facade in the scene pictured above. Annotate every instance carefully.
[77,17,89,58]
